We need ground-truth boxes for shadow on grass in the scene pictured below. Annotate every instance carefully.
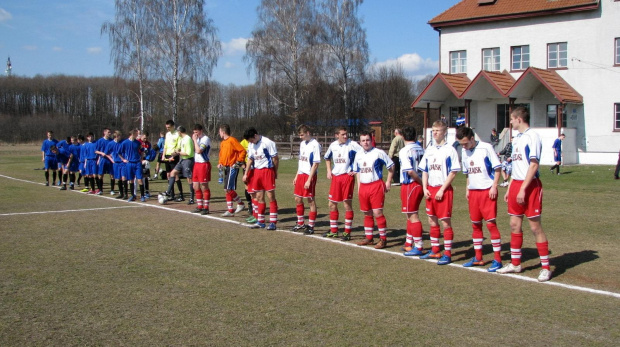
[521,249,599,278]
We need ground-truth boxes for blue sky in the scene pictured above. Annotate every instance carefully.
[0,0,460,85]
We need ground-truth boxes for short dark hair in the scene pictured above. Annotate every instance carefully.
[220,124,231,136]
[193,124,203,131]
[165,119,175,126]
[335,126,347,134]
[86,132,94,138]
[244,127,258,140]
[177,126,186,133]
[297,124,310,134]
[456,126,475,140]
[77,134,85,141]
[359,129,372,138]
[142,131,149,137]
[402,127,417,142]
[511,106,530,124]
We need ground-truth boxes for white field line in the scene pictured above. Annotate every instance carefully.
[2,174,620,299]
[0,206,142,216]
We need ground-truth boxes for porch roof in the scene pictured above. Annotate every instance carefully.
[410,73,470,109]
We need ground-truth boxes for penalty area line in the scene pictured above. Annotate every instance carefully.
[0,206,143,217]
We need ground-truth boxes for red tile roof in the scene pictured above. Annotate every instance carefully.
[430,0,599,28]
[410,73,471,108]
[508,67,583,103]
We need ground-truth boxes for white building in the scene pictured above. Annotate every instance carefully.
[412,0,620,164]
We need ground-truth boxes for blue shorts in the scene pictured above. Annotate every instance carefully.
[85,160,98,176]
[224,166,240,191]
[97,159,113,175]
[124,162,143,181]
[44,156,58,170]
[79,162,85,174]
[554,152,562,162]
[113,162,126,180]
[69,160,79,173]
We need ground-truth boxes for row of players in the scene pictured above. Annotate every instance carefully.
[40,106,552,282]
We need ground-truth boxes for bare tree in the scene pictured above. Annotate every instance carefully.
[245,0,317,127]
[148,0,221,123]
[102,0,152,131]
[317,0,368,123]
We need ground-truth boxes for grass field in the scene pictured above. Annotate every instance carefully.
[1,144,619,346]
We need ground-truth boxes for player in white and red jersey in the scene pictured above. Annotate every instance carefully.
[191,124,212,215]
[353,130,394,249]
[399,127,426,256]
[498,107,552,282]
[456,127,503,272]
[242,127,279,230]
[418,120,460,265]
[292,125,321,234]
[323,126,362,241]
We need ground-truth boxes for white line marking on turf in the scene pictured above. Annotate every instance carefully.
[0,206,142,217]
[3,173,620,299]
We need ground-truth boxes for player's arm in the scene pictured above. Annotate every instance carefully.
[325,160,333,180]
[422,171,430,198]
[489,167,501,200]
[233,140,247,164]
[272,155,279,179]
[436,171,457,201]
[305,162,319,189]
[407,169,422,185]
[517,158,539,204]
[385,165,394,192]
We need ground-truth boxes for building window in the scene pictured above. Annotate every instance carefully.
[547,104,567,128]
[615,103,620,131]
[450,51,467,74]
[548,42,568,69]
[482,48,500,71]
[511,45,530,71]
[615,38,620,65]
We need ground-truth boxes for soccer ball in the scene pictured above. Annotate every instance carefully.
[158,193,168,205]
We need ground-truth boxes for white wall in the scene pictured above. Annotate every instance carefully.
[436,1,620,159]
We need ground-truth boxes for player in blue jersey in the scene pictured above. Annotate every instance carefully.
[67,136,81,190]
[55,136,71,185]
[110,131,128,199]
[153,131,165,180]
[82,132,99,194]
[119,129,146,202]
[41,130,59,186]
[550,133,565,175]
[94,128,114,195]
[55,137,73,190]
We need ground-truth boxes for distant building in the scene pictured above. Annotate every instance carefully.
[412,0,620,164]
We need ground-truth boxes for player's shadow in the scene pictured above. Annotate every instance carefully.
[522,249,599,277]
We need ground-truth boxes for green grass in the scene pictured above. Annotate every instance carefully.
[1,145,619,346]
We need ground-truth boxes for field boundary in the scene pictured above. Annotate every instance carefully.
[2,173,619,300]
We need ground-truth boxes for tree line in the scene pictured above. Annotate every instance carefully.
[0,0,435,143]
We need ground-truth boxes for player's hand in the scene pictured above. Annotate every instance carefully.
[326,172,332,180]
[424,188,431,199]
[517,189,526,205]
[384,182,391,192]
[489,186,498,200]
[435,189,444,201]
[304,179,311,190]
[466,190,470,200]
[242,175,248,184]
[504,190,509,203]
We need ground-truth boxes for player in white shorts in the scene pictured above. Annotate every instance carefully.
[323,126,362,241]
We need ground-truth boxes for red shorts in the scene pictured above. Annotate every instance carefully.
[294,173,317,198]
[425,185,454,220]
[250,168,276,192]
[358,180,385,212]
[400,182,424,213]
[244,169,254,192]
[328,173,354,202]
[192,162,211,183]
[468,189,497,222]
[508,178,543,218]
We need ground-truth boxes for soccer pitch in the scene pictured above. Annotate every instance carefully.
[1,145,619,345]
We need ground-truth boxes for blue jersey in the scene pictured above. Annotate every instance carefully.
[104,140,116,158]
[552,138,562,153]
[112,140,124,163]
[41,139,58,156]
[56,140,69,150]
[120,138,143,162]
[82,142,98,160]
[156,137,165,153]
[69,143,81,162]
[96,137,113,157]
[56,146,71,165]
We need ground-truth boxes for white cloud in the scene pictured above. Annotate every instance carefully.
[222,37,248,56]
[87,47,102,54]
[0,8,12,22]
[374,53,438,76]
[224,61,235,68]
[52,47,63,52]
[22,45,38,51]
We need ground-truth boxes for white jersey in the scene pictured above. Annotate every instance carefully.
[511,128,541,180]
[324,139,362,175]
[353,147,394,184]
[461,141,501,190]
[194,135,211,163]
[399,142,424,185]
[298,138,321,174]
[248,135,278,169]
[419,143,461,187]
